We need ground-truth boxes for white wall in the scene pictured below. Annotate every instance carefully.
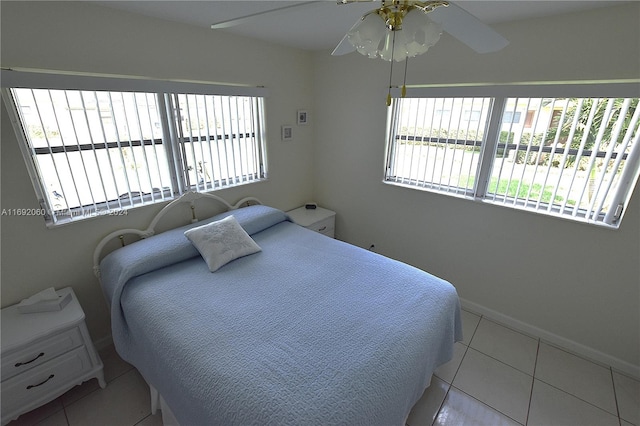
[0,2,315,342]
[312,4,640,374]
[1,1,638,376]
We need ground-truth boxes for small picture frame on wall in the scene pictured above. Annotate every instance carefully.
[297,110,308,125]
[282,125,293,141]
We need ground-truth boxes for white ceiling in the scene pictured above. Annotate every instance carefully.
[91,1,627,52]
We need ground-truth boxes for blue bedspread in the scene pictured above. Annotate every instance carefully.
[100,205,462,426]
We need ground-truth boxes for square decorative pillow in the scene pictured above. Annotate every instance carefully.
[184,215,261,272]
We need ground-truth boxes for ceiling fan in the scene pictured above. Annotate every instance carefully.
[211,1,508,104]
[211,1,508,58]
[333,0,508,58]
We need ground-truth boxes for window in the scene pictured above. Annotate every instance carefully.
[386,97,492,196]
[2,70,267,226]
[502,111,521,124]
[385,84,640,228]
[175,93,265,191]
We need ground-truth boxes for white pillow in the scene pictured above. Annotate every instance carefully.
[184,215,261,272]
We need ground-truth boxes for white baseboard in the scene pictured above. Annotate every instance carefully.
[459,298,640,380]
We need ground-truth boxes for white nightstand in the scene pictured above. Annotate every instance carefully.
[287,206,336,238]
[1,287,105,424]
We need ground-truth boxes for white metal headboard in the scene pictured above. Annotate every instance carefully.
[92,191,261,278]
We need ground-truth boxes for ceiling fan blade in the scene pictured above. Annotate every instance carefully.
[331,18,361,56]
[429,2,509,53]
[211,1,322,30]
[332,34,356,56]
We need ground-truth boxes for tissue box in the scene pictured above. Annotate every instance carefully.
[17,289,72,314]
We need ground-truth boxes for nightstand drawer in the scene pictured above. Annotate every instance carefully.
[310,216,335,236]
[1,345,93,416]
[1,327,83,381]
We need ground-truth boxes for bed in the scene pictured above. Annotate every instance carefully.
[94,192,462,426]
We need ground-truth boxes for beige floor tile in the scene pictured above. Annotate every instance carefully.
[60,378,100,407]
[469,318,538,375]
[7,398,64,426]
[10,331,630,426]
[33,410,67,426]
[407,376,449,426]
[460,310,481,346]
[433,387,521,426]
[452,348,532,424]
[612,371,640,425]
[98,344,134,383]
[65,369,150,426]
[528,379,619,426]
[434,342,467,384]
[535,343,617,415]
[134,413,164,426]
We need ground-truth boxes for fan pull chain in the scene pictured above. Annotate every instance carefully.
[386,30,396,107]
[402,56,408,98]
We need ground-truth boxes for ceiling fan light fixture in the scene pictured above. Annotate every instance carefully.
[347,12,387,58]
[346,1,445,62]
[401,8,442,55]
[379,30,408,61]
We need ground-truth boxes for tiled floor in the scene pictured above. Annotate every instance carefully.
[7,345,162,426]
[408,310,640,426]
[8,309,640,426]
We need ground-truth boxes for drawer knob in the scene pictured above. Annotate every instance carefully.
[26,374,55,389]
[15,352,45,367]
[318,226,327,231]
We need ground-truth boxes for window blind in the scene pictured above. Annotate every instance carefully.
[385,83,640,228]
[2,70,268,226]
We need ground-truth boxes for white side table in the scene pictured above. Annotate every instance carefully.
[1,287,105,425]
[287,206,336,238]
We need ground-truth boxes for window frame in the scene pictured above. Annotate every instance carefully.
[1,69,269,227]
[384,81,640,229]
